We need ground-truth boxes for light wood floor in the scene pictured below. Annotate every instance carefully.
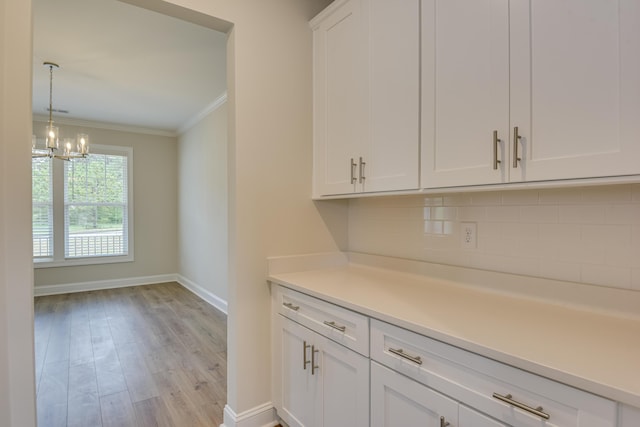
[34,282,227,427]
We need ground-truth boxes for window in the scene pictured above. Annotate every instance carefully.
[32,157,53,258]
[32,145,133,267]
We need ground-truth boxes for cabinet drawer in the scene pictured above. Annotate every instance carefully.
[275,286,369,356]
[371,319,616,427]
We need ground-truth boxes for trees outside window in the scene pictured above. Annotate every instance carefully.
[32,144,133,266]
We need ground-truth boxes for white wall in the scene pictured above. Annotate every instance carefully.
[0,0,38,424]
[33,122,179,290]
[178,99,228,307]
[2,0,347,425]
[349,184,640,292]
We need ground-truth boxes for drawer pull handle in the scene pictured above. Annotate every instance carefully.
[303,341,310,370]
[283,302,300,311]
[492,392,550,420]
[440,416,450,427]
[388,347,423,365]
[323,321,346,332]
[311,345,319,375]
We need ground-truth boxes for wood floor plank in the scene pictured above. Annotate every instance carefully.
[37,360,69,427]
[132,397,174,427]
[117,342,159,403]
[35,282,228,427]
[100,390,137,427]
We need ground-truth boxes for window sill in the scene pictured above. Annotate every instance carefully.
[34,254,134,269]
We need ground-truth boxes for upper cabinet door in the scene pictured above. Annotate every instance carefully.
[421,0,510,189]
[312,0,367,196]
[364,0,420,193]
[510,0,640,182]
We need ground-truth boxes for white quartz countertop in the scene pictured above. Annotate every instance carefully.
[268,262,640,409]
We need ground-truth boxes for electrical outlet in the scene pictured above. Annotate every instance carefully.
[461,222,477,249]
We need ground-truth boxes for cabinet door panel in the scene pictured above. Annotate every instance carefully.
[366,0,420,192]
[313,0,366,196]
[371,361,457,427]
[510,0,640,181]
[278,317,317,427]
[422,0,509,188]
[317,336,369,427]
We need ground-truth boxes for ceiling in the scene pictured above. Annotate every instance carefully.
[32,0,227,134]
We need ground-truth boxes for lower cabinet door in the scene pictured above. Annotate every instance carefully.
[459,405,508,427]
[315,333,369,427]
[278,316,318,427]
[371,361,458,427]
[276,315,369,427]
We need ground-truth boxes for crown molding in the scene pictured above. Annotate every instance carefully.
[32,114,178,138]
[178,91,228,135]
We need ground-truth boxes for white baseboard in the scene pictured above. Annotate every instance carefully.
[221,403,278,427]
[33,274,179,296]
[176,274,228,315]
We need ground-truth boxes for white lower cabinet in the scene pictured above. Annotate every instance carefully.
[271,285,621,427]
[371,319,617,427]
[274,314,369,427]
[371,361,458,427]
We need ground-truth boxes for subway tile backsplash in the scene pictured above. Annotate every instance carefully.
[348,184,640,291]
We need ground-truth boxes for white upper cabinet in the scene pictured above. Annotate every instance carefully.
[421,0,510,188]
[511,0,640,182]
[312,0,420,197]
[422,0,640,189]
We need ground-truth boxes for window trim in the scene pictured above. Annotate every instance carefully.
[34,144,134,268]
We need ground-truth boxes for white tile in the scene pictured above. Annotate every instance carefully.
[422,249,471,267]
[539,260,581,283]
[581,224,632,246]
[539,223,581,241]
[538,188,583,204]
[477,236,510,256]
[485,206,519,222]
[477,222,501,238]
[633,225,640,247]
[422,234,458,250]
[457,206,487,221]
[581,185,632,203]
[470,192,502,206]
[604,245,635,268]
[501,223,539,239]
[423,196,444,207]
[469,253,540,277]
[501,190,539,205]
[516,239,545,258]
[431,206,457,220]
[544,242,604,264]
[519,205,558,223]
[559,205,606,224]
[581,264,632,289]
[442,193,472,206]
[605,204,640,225]
[632,269,640,291]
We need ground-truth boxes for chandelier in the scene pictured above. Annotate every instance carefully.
[32,62,89,160]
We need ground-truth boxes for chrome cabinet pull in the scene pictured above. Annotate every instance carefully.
[350,158,357,184]
[512,126,522,168]
[358,156,366,183]
[492,392,550,420]
[440,416,450,427]
[303,341,310,370]
[282,302,299,311]
[311,345,319,375]
[493,130,501,170]
[323,320,346,332]
[388,347,422,365]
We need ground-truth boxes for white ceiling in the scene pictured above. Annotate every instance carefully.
[32,0,227,134]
